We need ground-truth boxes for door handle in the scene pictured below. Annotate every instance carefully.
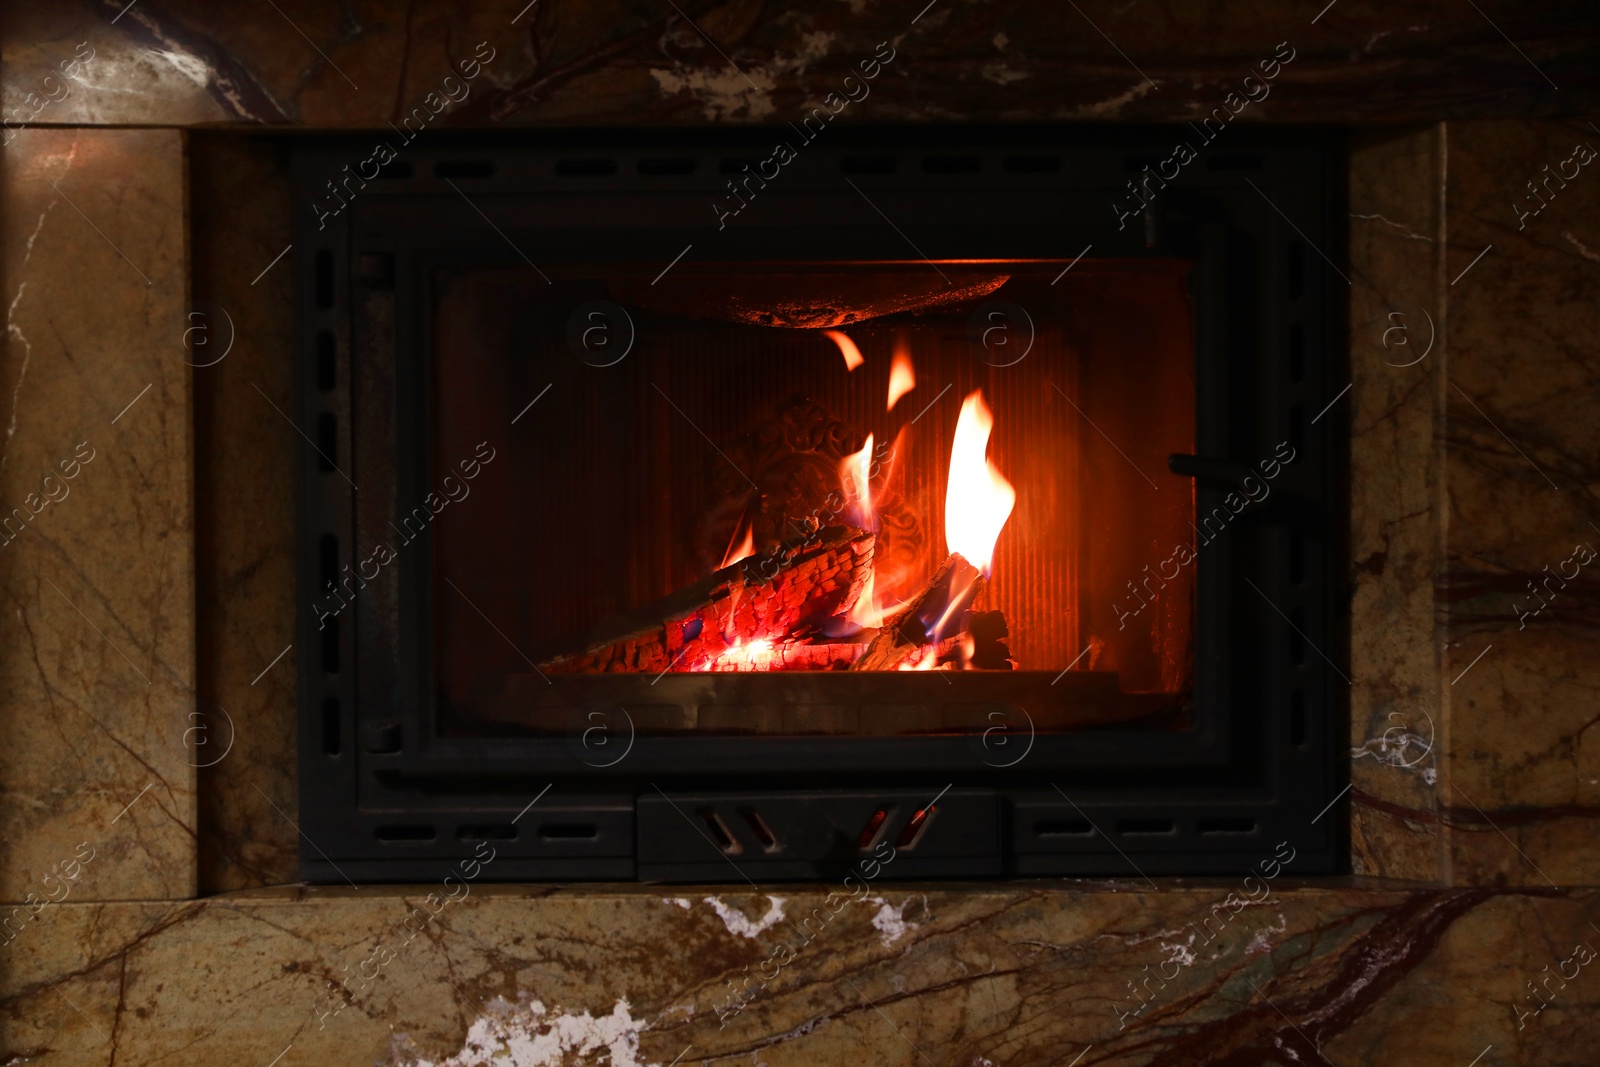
[1167,453,1252,492]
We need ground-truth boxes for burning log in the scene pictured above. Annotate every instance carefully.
[966,609,1015,670]
[709,639,870,672]
[852,552,986,671]
[540,526,874,674]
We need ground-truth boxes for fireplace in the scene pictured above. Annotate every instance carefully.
[292,127,1344,882]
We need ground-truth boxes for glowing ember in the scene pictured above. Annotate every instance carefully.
[823,329,865,371]
[887,339,915,410]
[709,637,775,671]
[944,390,1015,575]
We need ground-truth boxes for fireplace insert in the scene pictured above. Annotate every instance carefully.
[292,127,1344,882]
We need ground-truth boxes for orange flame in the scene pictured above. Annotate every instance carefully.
[823,329,864,371]
[944,390,1015,575]
[839,433,874,530]
[847,568,883,630]
[887,338,915,410]
[839,434,884,629]
[718,520,755,570]
[870,425,915,596]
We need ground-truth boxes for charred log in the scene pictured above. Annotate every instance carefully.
[540,526,874,674]
[852,552,986,671]
[966,609,1015,670]
[708,639,872,672]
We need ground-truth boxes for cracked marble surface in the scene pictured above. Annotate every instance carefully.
[0,128,195,904]
[1436,120,1600,888]
[2,885,1598,1065]
[1347,127,1448,883]
[1343,121,1600,888]
[2,1,1597,129]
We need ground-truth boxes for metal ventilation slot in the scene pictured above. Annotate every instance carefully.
[700,809,742,854]
[858,806,891,849]
[895,804,936,849]
[1116,818,1175,836]
[1197,818,1257,836]
[1036,819,1094,837]
[740,808,782,852]
[539,822,599,841]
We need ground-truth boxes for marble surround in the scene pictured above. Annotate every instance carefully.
[4,0,1600,1062]
[3,884,1599,1066]
[0,129,196,905]
[4,1,1597,127]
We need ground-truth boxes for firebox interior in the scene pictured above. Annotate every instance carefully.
[433,260,1195,735]
[292,129,1344,881]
